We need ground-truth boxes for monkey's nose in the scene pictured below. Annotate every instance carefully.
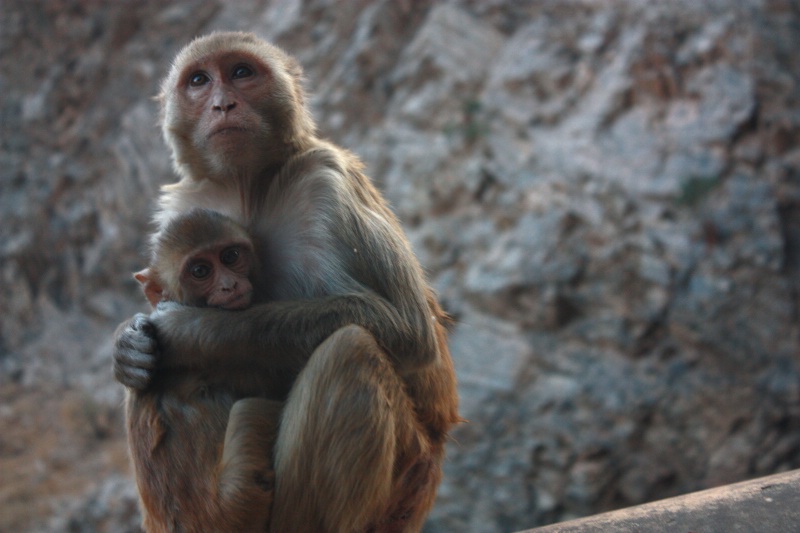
[213,101,236,112]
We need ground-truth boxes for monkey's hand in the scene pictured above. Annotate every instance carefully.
[145,301,236,369]
[113,313,160,390]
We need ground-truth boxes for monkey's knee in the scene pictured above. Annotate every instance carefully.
[222,398,283,476]
[229,398,283,427]
[226,398,282,439]
[307,325,388,377]
[318,324,381,357]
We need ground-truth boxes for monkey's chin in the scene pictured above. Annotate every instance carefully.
[205,142,263,177]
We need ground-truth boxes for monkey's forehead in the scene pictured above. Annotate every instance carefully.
[156,230,253,259]
[163,31,292,86]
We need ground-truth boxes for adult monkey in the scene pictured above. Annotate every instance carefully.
[113,31,460,532]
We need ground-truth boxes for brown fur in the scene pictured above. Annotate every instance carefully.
[124,209,283,532]
[125,377,282,533]
[113,31,460,532]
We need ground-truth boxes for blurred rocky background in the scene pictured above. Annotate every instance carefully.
[2,0,799,531]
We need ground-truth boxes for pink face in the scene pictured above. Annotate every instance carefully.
[176,51,276,173]
[181,242,254,310]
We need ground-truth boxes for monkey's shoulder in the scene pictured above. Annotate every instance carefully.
[279,143,364,186]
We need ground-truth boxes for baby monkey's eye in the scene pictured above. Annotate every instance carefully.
[189,263,212,279]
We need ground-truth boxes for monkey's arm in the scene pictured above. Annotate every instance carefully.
[112,267,437,393]
[112,289,433,391]
[149,286,437,375]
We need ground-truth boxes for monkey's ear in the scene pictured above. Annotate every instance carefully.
[134,268,165,308]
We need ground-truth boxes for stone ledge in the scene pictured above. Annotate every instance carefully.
[524,470,800,532]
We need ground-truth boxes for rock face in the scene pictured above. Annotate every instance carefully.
[2,1,799,531]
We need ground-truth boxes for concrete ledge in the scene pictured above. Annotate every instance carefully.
[524,470,800,532]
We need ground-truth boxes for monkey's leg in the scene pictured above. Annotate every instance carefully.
[218,397,283,532]
[270,325,423,533]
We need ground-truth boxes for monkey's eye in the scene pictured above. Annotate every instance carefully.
[189,72,210,87]
[189,262,212,279]
[220,247,241,266]
[231,64,254,80]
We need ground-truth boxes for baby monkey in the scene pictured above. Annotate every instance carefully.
[135,208,256,310]
[126,208,281,533]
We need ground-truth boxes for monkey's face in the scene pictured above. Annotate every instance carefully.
[171,51,278,176]
[179,242,255,310]
[161,33,312,183]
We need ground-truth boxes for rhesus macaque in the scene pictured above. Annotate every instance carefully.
[114,31,460,533]
[125,208,283,533]
[135,208,257,310]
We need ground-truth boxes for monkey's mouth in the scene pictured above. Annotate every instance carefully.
[209,126,248,138]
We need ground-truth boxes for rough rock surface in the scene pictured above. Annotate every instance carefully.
[1,1,799,532]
